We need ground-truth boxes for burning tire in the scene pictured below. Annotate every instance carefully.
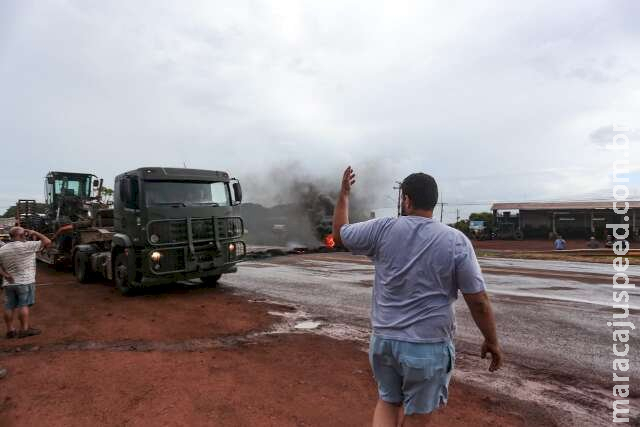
[324,234,336,249]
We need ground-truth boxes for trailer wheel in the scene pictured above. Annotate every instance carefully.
[114,253,134,295]
[201,274,221,287]
[74,251,91,283]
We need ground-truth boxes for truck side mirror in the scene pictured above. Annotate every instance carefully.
[232,181,243,205]
[93,179,100,188]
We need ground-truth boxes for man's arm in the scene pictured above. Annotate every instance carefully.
[25,229,52,249]
[0,264,14,284]
[463,291,503,372]
[332,166,356,247]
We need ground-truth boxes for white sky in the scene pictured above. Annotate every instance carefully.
[1,1,638,221]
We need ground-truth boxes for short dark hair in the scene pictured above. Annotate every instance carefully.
[401,173,438,210]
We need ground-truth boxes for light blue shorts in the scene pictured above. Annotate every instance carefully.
[369,335,455,415]
[3,284,36,310]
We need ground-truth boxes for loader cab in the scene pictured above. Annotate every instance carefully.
[45,171,97,206]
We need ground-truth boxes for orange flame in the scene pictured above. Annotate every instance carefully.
[324,234,336,249]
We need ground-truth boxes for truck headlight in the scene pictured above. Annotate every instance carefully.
[150,251,162,262]
[228,243,236,253]
[150,234,160,244]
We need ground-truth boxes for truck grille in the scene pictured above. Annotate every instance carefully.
[148,221,188,245]
[147,217,244,245]
[192,219,215,241]
[217,217,243,239]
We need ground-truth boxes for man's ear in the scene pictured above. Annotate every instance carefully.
[403,195,412,211]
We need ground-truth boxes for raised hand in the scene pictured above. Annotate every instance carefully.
[341,166,356,196]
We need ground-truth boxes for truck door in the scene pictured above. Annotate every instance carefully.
[114,175,140,235]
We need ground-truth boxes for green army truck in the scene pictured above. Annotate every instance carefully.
[72,167,246,294]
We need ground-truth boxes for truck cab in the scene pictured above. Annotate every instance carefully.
[19,171,105,266]
[75,167,245,294]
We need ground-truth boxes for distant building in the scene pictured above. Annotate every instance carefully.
[491,201,640,240]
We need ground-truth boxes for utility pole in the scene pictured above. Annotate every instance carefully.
[439,202,446,222]
[394,181,402,217]
[456,208,460,223]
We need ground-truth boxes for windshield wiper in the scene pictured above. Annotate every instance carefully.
[154,202,187,207]
[192,202,220,206]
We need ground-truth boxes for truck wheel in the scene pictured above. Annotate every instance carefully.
[201,274,221,287]
[114,253,134,295]
[74,252,91,283]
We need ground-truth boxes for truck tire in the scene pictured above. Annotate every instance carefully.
[114,253,134,295]
[74,251,92,283]
[201,274,221,287]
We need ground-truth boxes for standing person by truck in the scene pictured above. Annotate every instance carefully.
[0,227,52,338]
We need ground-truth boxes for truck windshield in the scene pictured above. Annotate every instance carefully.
[144,181,230,207]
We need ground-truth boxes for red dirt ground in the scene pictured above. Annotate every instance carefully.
[0,266,554,426]
[472,239,592,251]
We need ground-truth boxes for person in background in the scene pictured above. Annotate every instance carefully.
[553,235,567,250]
[333,167,503,427]
[587,236,600,249]
[0,227,51,339]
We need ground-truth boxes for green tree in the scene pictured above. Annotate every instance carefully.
[102,187,114,203]
[2,203,48,218]
[469,211,494,226]
[452,219,470,235]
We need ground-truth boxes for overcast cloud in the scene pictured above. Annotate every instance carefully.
[1,0,639,221]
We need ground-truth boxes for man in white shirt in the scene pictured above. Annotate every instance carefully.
[0,226,51,339]
[0,237,5,379]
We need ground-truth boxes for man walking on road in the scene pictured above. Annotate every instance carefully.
[0,227,51,339]
[333,167,503,427]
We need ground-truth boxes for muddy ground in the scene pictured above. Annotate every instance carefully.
[473,239,595,251]
[471,239,640,264]
[0,265,555,427]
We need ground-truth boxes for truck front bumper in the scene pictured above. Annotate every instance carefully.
[138,264,238,287]
[136,241,246,286]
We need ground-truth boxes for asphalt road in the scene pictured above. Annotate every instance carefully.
[221,253,639,426]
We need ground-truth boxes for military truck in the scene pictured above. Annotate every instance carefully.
[70,167,245,294]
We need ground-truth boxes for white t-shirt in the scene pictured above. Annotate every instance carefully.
[0,241,42,285]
